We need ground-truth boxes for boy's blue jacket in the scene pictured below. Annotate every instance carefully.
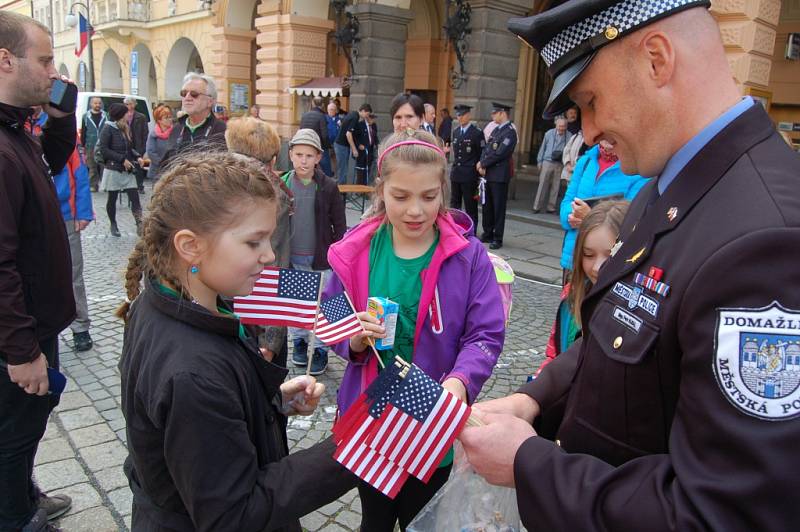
[54,147,93,222]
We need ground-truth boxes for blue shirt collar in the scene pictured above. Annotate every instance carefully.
[657,97,755,195]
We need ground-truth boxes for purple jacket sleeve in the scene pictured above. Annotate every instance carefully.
[445,243,506,403]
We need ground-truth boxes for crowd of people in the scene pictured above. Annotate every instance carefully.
[2,0,800,530]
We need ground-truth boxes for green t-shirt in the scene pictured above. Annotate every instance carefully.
[368,224,438,368]
[368,224,455,467]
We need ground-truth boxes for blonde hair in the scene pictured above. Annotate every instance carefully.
[368,129,449,219]
[116,151,277,321]
[568,199,630,326]
[225,117,281,164]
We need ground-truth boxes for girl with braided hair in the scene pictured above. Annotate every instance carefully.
[116,151,355,531]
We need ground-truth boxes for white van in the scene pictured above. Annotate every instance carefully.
[75,92,154,132]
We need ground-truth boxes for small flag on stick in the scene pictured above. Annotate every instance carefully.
[234,267,321,329]
[315,293,363,346]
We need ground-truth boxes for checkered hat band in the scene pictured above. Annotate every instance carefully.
[541,0,704,66]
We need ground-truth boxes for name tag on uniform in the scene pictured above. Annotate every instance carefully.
[613,306,642,333]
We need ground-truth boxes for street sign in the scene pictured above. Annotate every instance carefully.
[130,51,138,95]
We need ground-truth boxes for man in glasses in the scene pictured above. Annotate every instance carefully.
[163,72,227,165]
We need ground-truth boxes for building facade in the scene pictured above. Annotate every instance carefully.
[6,0,799,154]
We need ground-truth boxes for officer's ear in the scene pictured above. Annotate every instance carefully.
[638,30,675,88]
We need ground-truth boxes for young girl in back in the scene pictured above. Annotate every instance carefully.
[117,151,355,531]
[540,200,630,373]
[322,129,506,531]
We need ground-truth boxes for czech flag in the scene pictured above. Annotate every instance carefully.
[74,13,93,57]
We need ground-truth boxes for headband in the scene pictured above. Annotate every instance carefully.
[377,140,446,176]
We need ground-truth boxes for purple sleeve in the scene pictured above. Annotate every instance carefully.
[445,242,506,403]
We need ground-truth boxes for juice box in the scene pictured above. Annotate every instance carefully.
[367,297,399,350]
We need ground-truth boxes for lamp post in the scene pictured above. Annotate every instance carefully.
[65,1,95,91]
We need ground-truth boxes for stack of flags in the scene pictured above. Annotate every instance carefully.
[234,267,471,496]
[333,359,471,498]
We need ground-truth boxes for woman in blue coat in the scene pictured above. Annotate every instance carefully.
[559,141,649,273]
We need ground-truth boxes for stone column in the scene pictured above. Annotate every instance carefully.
[254,3,333,140]
[452,0,532,126]
[711,0,781,94]
[346,3,414,134]
[208,26,257,111]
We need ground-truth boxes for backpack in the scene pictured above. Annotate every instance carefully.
[487,252,514,326]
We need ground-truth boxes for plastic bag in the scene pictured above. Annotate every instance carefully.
[407,442,521,532]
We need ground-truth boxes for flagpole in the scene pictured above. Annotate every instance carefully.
[342,291,385,370]
[305,272,326,377]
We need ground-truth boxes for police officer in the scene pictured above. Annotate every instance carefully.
[477,102,517,250]
[459,1,800,531]
[448,104,484,230]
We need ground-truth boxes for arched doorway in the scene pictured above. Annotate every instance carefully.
[101,49,123,93]
[131,43,158,102]
[165,38,205,100]
[404,0,452,122]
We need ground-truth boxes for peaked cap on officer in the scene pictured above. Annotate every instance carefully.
[508,0,711,119]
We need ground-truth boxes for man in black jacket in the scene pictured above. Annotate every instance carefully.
[299,96,329,151]
[162,73,227,168]
[460,2,800,531]
[0,11,77,530]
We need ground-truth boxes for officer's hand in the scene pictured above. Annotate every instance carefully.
[472,393,540,424]
[458,411,536,488]
[8,353,50,396]
[280,375,325,416]
[350,311,385,353]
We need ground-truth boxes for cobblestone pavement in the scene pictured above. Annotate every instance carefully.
[38,189,561,531]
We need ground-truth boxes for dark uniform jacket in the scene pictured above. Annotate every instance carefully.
[450,122,484,183]
[480,122,517,183]
[120,281,356,532]
[0,102,76,365]
[514,104,800,530]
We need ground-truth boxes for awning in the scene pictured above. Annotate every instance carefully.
[287,77,348,97]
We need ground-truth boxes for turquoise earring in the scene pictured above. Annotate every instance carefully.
[190,265,199,274]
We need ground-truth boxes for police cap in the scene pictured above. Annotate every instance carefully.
[453,104,472,116]
[508,0,711,118]
[491,102,512,114]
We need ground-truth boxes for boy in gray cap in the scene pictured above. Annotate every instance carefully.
[459,2,800,530]
[282,129,347,374]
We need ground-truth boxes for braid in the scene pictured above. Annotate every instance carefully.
[115,239,147,321]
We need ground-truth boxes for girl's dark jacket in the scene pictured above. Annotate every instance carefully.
[119,281,355,531]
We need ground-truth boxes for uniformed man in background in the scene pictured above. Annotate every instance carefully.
[477,102,517,250]
[448,104,484,230]
[460,1,800,530]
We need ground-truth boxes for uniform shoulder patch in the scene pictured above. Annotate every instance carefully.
[714,302,800,421]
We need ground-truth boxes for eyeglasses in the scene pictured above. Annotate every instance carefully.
[180,90,207,98]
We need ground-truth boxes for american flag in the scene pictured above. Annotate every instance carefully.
[233,267,321,329]
[315,293,363,346]
[334,360,408,498]
[366,366,470,483]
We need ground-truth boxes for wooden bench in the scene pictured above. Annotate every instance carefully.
[338,184,375,214]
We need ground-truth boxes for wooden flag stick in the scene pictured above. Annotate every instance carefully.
[341,291,386,370]
[305,272,325,377]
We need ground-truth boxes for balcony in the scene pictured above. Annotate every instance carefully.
[92,0,214,37]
